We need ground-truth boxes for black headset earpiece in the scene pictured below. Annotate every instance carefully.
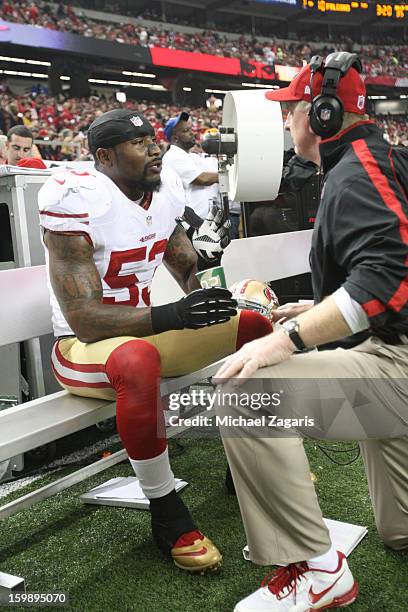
[309,52,361,139]
[309,55,324,76]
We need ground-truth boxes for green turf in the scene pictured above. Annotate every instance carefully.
[0,438,407,612]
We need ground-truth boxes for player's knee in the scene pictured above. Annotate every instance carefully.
[378,525,408,551]
[106,339,161,388]
[236,309,273,350]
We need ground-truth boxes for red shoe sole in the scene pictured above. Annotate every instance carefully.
[310,580,359,610]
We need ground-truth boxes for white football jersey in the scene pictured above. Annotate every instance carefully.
[163,145,218,219]
[38,166,186,337]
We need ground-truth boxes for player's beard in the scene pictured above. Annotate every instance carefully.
[133,166,162,192]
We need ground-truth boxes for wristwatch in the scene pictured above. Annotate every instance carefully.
[282,319,307,351]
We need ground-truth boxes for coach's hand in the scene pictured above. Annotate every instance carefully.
[151,287,237,333]
[213,329,294,386]
[272,301,314,323]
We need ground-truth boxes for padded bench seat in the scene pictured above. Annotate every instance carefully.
[0,391,115,463]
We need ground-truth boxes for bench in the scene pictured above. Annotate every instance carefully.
[0,266,227,514]
[0,230,312,592]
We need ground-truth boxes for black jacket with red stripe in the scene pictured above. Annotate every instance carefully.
[311,120,408,346]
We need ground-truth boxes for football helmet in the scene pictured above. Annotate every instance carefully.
[229,279,279,321]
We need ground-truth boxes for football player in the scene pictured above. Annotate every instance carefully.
[38,109,272,573]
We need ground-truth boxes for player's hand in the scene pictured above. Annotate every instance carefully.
[213,330,294,386]
[151,288,237,333]
[177,205,231,262]
[177,287,237,328]
[192,206,231,262]
[272,301,314,323]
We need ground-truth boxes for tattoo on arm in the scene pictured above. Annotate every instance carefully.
[45,231,102,313]
[163,225,199,293]
[59,272,101,302]
[44,231,154,342]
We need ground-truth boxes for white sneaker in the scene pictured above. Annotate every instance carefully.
[234,551,358,611]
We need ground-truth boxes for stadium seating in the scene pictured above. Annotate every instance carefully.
[0,93,223,160]
[0,1,407,76]
[1,91,407,162]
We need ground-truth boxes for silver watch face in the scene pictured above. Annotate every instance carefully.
[284,319,298,333]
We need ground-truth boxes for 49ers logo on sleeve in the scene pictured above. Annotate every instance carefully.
[102,239,167,307]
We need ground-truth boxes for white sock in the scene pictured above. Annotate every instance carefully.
[308,544,339,572]
[129,447,175,500]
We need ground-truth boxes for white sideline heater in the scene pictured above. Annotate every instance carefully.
[201,89,285,224]
[222,89,284,202]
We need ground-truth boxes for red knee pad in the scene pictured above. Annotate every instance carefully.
[105,339,166,460]
[236,310,273,350]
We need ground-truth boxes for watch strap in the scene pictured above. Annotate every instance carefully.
[283,320,307,351]
[288,328,307,351]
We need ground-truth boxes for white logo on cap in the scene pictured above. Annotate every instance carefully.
[320,109,332,122]
[130,116,143,127]
[357,95,365,110]
[304,85,311,95]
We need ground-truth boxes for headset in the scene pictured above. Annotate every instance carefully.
[309,51,363,139]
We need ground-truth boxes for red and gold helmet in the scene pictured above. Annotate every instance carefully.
[229,279,279,321]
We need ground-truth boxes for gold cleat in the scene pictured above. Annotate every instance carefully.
[171,531,222,573]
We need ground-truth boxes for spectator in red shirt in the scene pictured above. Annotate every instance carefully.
[28,3,39,22]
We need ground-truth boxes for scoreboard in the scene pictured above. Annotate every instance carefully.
[375,3,408,18]
[302,1,408,18]
[302,1,369,11]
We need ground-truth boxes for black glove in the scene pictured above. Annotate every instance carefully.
[151,287,237,334]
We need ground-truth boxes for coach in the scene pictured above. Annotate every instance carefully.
[215,52,408,611]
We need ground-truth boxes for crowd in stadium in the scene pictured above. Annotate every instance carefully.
[0,90,225,160]
[376,115,408,146]
[1,0,407,77]
[1,88,407,162]
[0,0,407,160]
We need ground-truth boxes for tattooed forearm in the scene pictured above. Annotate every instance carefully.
[56,272,101,303]
[164,225,192,268]
[47,232,103,314]
[164,225,199,293]
[45,231,155,342]
[71,301,154,343]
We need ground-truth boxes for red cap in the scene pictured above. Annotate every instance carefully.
[265,63,366,114]
[17,157,47,169]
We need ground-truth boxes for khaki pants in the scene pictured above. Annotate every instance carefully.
[218,336,408,565]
